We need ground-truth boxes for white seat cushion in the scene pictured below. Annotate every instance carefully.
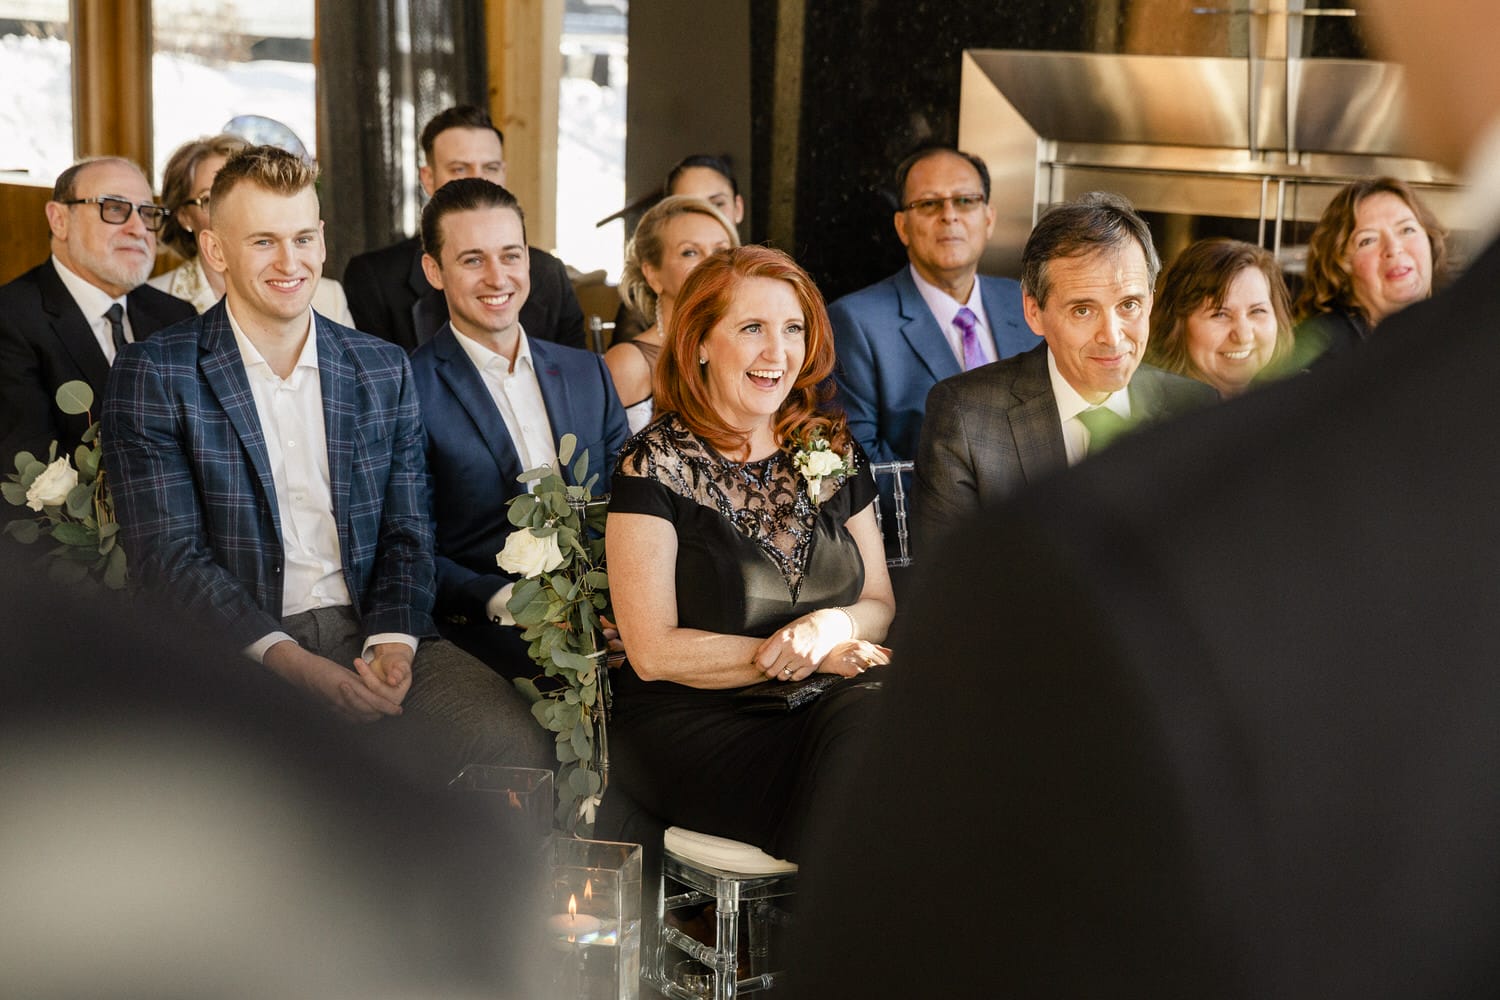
[663,827,799,875]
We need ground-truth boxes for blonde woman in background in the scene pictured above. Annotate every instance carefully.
[604,195,739,434]
[151,133,355,327]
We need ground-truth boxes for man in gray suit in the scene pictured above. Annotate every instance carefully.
[915,192,1214,546]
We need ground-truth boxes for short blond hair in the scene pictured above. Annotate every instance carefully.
[210,145,318,209]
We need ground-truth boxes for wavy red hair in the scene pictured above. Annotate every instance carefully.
[654,245,849,461]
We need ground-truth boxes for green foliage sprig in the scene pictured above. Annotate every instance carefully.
[497,433,610,834]
[2,381,126,589]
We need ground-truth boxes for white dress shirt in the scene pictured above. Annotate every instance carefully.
[226,306,416,662]
[1047,348,1133,466]
[909,264,997,368]
[449,325,558,625]
[51,256,132,362]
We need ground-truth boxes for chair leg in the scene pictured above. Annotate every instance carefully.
[715,876,740,1000]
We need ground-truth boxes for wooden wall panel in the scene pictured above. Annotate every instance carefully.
[0,182,55,285]
[486,0,563,251]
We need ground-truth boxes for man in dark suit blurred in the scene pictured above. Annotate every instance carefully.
[914,192,1214,548]
[0,157,194,459]
[409,178,627,676]
[342,104,585,352]
[793,1,1500,996]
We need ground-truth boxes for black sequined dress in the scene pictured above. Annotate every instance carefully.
[606,414,880,859]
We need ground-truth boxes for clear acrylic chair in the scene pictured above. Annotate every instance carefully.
[649,827,798,999]
[869,459,915,568]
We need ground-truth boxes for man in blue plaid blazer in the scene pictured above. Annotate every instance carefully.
[102,146,549,782]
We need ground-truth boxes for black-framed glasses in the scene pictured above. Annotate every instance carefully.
[62,196,169,232]
[900,194,987,216]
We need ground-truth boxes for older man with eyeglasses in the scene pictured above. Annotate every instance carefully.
[828,145,1033,566]
[0,156,195,461]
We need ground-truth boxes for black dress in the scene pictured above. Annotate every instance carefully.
[606,414,880,860]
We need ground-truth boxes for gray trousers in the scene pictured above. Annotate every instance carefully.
[282,607,553,784]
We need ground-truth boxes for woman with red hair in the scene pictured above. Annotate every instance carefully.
[604,245,894,861]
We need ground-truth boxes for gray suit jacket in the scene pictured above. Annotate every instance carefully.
[915,343,1215,548]
[829,267,1031,465]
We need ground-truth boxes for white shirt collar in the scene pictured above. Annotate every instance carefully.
[1459,114,1500,254]
[1046,347,1132,423]
[51,255,126,323]
[226,303,319,384]
[908,263,986,332]
[451,323,534,376]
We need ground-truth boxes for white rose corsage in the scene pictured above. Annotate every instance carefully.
[791,433,852,505]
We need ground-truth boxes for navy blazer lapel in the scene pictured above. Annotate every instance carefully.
[36,262,110,390]
[1007,347,1068,484]
[432,326,526,488]
[893,268,962,384]
[197,302,280,528]
[316,315,356,556]
[532,340,579,483]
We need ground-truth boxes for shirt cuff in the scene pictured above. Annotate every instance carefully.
[361,633,419,663]
[245,631,296,663]
[487,583,517,626]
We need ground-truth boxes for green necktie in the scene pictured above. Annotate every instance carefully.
[1077,405,1130,455]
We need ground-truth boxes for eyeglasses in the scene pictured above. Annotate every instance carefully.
[62,196,169,232]
[901,194,987,216]
[182,194,211,211]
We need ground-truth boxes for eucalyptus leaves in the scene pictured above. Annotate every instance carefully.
[498,433,611,833]
[2,381,126,589]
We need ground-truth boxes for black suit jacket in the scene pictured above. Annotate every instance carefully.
[342,235,585,353]
[794,239,1500,997]
[0,259,195,459]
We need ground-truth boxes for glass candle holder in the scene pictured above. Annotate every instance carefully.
[448,764,555,840]
[548,837,643,1000]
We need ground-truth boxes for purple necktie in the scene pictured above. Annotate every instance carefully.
[954,306,986,371]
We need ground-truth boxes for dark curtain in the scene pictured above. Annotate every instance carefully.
[317,0,488,278]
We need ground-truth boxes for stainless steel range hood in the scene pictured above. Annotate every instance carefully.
[959,26,1464,278]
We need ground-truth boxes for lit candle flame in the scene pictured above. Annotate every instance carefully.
[584,879,594,902]
[567,893,578,920]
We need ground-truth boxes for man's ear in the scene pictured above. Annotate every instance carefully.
[1022,292,1046,338]
[44,201,68,242]
[419,165,435,199]
[893,209,911,249]
[200,228,228,276]
[421,252,445,291]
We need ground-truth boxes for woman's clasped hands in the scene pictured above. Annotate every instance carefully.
[751,608,891,682]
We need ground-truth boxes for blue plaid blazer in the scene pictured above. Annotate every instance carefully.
[102,300,436,648]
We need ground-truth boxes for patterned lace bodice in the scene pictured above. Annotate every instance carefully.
[616,415,855,600]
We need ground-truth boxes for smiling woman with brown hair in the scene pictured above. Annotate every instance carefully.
[1294,177,1449,364]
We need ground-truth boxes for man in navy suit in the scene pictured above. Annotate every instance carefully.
[0,157,194,460]
[828,146,1033,467]
[410,178,628,677]
[103,146,549,781]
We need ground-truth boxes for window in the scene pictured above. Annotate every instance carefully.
[557,0,627,281]
[152,0,317,179]
[0,0,72,181]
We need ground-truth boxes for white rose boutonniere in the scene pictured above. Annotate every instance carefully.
[25,456,79,511]
[497,528,566,578]
[792,432,853,505]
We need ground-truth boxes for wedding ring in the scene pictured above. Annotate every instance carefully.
[782,666,793,677]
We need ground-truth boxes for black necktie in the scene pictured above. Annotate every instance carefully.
[105,303,128,356]
[1077,405,1130,455]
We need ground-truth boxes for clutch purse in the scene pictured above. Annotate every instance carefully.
[733,673,849,713]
